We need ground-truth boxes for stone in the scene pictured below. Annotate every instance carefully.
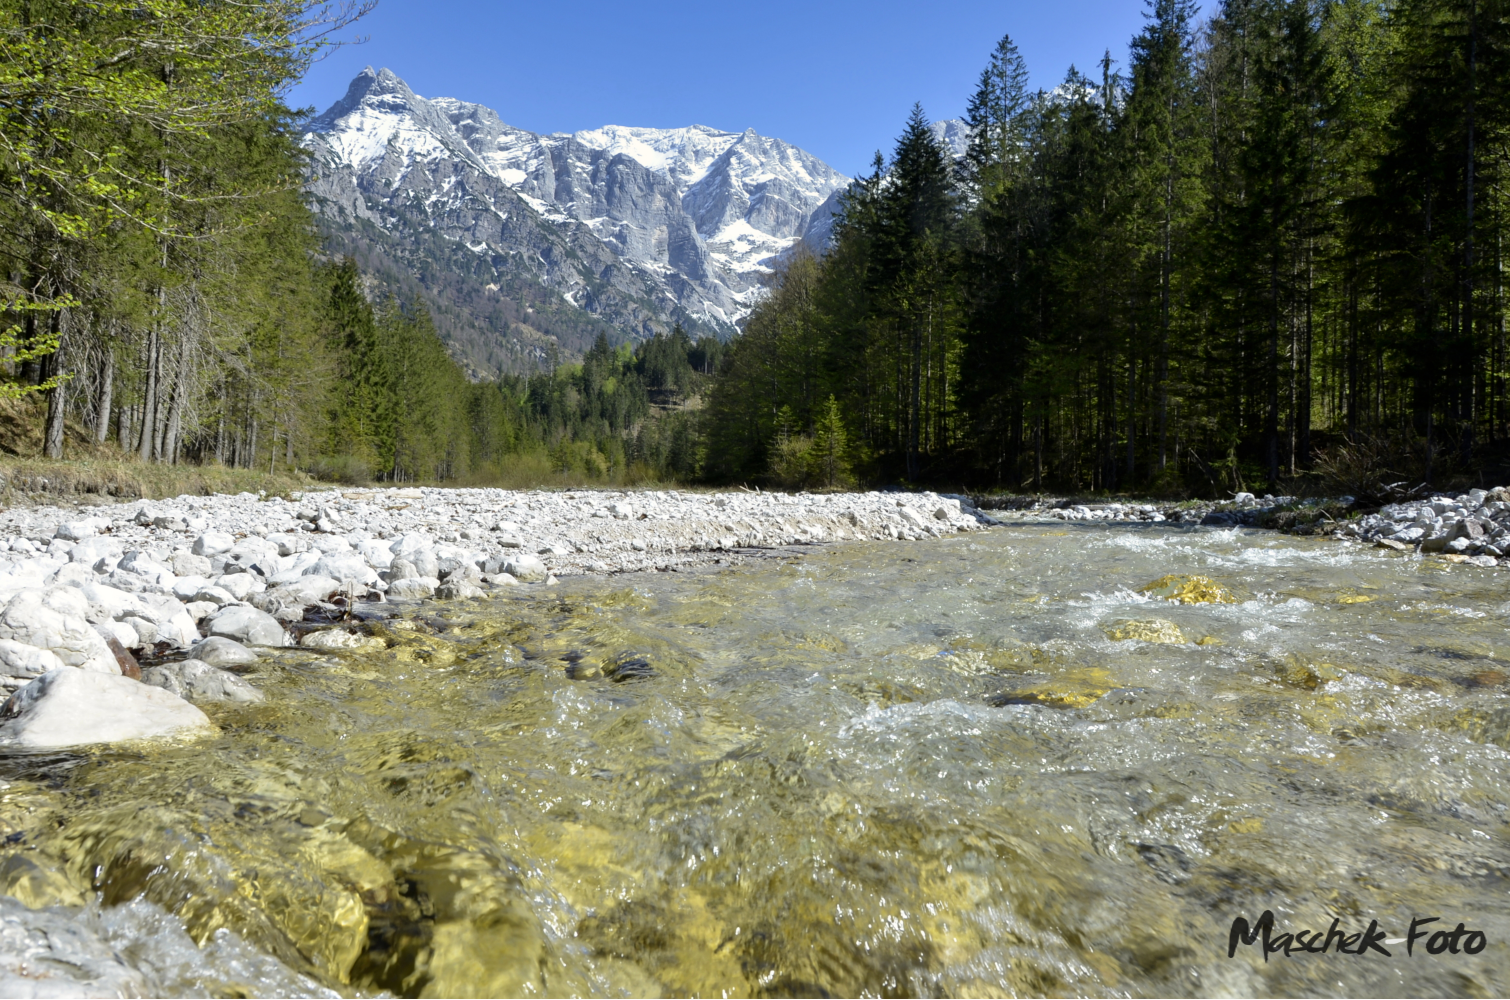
[184,600,218,621]
[1376,537,1410,551]
[261,576,339,606]
[0,668,212,749]
[386,557,421,582]
[213,573,258,601]
[436,581,485,599]
[190,636,259,669]
[206,605,287,647]
[0,640,64,691]
[192,585,237,607]
[100,619,142,647]
[897,507,925,528]
[171,551,213,577]
[504,555,547,583]
[0,590,119,674]
[301,629,381,651]
[97,632,141,679]
[142,659,263,704]
[192,531,235,557]
[54,520,97,542]
[152,514,187,531]
[389,532,433,561]
[387,577,438,600]
[1138,575,1236,605]
[0,894,152,997]
[1200,511,1241,527]
[1103,619,1187,644]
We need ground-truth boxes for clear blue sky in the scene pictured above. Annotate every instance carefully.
[289,1,1213,178]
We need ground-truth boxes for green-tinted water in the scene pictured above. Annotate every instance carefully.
[2,524,1508,997]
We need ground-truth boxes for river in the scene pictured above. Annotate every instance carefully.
[1,521,1506,997]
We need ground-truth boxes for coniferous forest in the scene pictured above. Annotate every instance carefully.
[708,0,1510,496]
[5,0,1508,497]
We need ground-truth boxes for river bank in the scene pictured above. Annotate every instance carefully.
[0,509,1506,997]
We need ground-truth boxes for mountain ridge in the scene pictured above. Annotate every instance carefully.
[303,67,854,374]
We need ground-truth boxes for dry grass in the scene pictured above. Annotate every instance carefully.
[0,457,316,506]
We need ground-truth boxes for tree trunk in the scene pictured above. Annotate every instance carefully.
[137,326,159,461]
[42,325,65,460]
[94,347,114,445]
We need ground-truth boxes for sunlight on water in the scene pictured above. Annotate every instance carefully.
[1,523,1507,997]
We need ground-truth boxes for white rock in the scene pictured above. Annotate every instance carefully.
[213,573,258,601]
[184,600,218,621]
[0,668,211,749]
[100,619,143,648]
[309,552,376,586]
[142,659,263,704]
[0,591,118,674]
[206,605,287,647]
[301,629,377,650]
[54,520,98,542]
[191,532,235,557]
[387,577,438,600]
[0,640,65,690]
[171,576,210,601]
[504,555,548,583]
[190,636,258,668]
[389,532,433,560]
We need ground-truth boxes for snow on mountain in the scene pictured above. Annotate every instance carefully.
[930,118,971,160]
[305,67,850,339]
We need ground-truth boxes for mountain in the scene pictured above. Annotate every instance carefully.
[303,68,850,374]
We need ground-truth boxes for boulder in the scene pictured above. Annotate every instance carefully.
[0,590,118,673]
[206,605,287,647]
[170,551,213,577]
[389,532,433,561]
[385,558,421,582]
[213,573,258,601]
[309,552,377,586]
[98,619,142,649]
[0,668,212,749]
[141,659,263,704]
[192,532,235,557]
[436,581,485,600]
[387,577,438,600]
[190,636,259,669]
[261,576,338,606]
[54,520,98,542]
[504,555,548,583]
[0,641,65,691]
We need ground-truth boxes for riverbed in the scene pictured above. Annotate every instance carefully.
[2,521,1507,997]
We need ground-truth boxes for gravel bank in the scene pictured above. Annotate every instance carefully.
[0,486,998,708]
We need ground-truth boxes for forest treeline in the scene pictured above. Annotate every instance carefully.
[10,0,1507,496]
[706,0,1510,495]
[0,0,719,485]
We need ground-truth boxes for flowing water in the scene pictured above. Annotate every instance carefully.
[2,523,1509,998]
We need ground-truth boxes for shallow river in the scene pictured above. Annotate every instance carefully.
[3,523,1509,997]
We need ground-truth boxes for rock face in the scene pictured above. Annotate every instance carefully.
[0,668,212,749]
[303,67,850,371]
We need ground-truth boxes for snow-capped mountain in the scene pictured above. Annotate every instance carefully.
[304,67,850,368]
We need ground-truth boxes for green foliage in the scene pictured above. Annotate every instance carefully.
[704,1,1510,494]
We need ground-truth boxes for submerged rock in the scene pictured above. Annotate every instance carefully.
[1104,619,1187,644]
[0,895,150,998]
[1138,574,1236,605]
[142,659,263,704]
[302,629,383,651]
[0,668,212,748]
